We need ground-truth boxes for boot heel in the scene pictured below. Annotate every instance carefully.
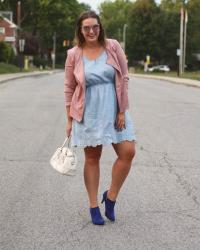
[102,190,116,222]
[101,193,106,203]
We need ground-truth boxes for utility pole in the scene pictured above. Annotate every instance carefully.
[183,9,188,73]
[118,28,121,42]
[17,1,21,27]
[179,7,184,75]
[17,1,24,71]
[52,32,56,70]
[18,38,25,71]
[179,0,188,76]
[123,24,128,54]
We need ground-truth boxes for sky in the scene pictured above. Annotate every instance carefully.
[78,0,161,13]
[78,0,113,12]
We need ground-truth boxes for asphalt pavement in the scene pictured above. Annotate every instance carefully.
[0,71,200,250]
[0,70,200,88]
[0,70,61,84]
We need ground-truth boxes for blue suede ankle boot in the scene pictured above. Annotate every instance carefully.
[90,207,105,225]
[101,190,116,222]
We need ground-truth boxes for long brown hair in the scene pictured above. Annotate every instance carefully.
[75,11,106,47]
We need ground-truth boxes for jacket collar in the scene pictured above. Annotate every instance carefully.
[105,39,121,72]
[73,46,85,87]
[73,39,121,85]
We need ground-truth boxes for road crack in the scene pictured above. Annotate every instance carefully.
[0,158,47,163]
[162,153,200,207]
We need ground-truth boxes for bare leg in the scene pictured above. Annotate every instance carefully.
[108,141,136,201]
[84,145,102,208]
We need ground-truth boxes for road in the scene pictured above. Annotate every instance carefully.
[0,73,200,250]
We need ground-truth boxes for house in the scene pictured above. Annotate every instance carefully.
[0,15,18,54]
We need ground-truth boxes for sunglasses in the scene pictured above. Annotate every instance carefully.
[81,24,100,33]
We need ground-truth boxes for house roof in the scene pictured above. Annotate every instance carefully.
[0,15,19,29]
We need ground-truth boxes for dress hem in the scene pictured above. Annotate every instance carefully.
[72,137,137,148]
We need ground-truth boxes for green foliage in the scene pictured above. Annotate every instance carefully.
[0,62,20,74]
[33,56,48,68]
[160,0,183,11]
[0,0,90,62]
[100,0,200,68]
[160,0,200,68]
[125,0,179,65]
[187,0,200,53]
[127,0,161,63]
[0,41,15,63]
[1,0,200,69]
[99,0,131,40]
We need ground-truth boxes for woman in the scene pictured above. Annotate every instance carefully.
[64,11,136,225]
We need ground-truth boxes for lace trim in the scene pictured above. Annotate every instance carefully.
[71,136,136,148]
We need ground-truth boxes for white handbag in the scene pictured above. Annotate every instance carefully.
[50,136,77,176]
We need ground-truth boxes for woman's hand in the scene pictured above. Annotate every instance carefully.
[115,112,125,131]
[66,119,72,137]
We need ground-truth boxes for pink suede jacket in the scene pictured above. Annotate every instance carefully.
[64,39,129,122]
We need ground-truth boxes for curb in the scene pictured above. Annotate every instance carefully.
[1,71,199,89]
[0,70,62,84]
[130,73,200,88]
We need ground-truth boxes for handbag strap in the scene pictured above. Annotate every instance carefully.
[60,136,71,150]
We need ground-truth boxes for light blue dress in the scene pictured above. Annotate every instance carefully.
[71,51,136,147]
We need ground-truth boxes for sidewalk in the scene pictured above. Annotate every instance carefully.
[0,70,61,84]
[131,73,200,88]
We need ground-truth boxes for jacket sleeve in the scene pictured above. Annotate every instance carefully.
[112,39,129,86]
[112,39,129,110]
[64,49,77,107]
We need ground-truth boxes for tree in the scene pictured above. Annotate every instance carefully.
[158,2,181,67]
[99,0,131,41]
[160,0,200,68]
[127,0,165,65]
[0,41,14,63]
[160,0,183,11]
[187,0,200,68]
[0,0,90,63]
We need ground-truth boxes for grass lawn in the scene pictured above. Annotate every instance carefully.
[0,62,34,74]
[131,68,200,81]
[0,62,59,74]
[0,62,22,74]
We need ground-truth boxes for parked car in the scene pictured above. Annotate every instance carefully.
[148,65,170,72]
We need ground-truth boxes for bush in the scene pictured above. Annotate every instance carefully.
[56,52,66,66]
[0,41,15,63]
[33,56,47,68]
